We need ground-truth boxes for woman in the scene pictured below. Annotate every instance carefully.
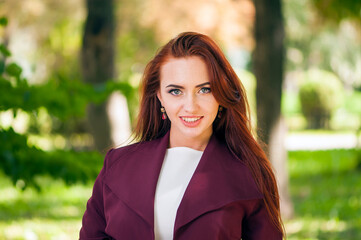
[80,32,284,239]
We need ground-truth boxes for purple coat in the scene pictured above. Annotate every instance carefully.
[79,131,282,239]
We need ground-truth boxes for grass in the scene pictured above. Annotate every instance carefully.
[0,149,360,239]
[286,149,361,239]
[0,176,92,239]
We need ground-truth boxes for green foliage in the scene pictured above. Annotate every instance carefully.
[0,44,10,58]
[0,128,103,190]
[0,17,7,26]
[282,91,302,116]
[344,91,361,116]
[312,0,361,24]
[284,0,361,89]
[282,85,361,131]
[299,69,344,129]
[0,73,134,121]
[5,62,22,78]
[0,18,133,189]
[0,18,135,121]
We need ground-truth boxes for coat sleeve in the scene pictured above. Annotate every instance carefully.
[79,149,114,240]
[241,199,283,240]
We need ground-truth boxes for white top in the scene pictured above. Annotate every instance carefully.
[154,147,203,240]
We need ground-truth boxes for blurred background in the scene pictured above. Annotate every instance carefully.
[0,0,360,239]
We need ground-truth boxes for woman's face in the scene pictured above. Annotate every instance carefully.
[157,56,219,149]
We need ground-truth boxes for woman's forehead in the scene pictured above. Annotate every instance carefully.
[159,56,210,86]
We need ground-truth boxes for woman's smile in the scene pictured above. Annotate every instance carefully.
[179,116,203,127]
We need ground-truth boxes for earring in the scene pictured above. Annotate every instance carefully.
[218,106,223,118]
[161,107,167,120]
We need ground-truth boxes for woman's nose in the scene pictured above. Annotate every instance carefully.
[183,94,198,113]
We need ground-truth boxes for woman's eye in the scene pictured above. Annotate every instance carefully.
[169,89,182,95]
[199,87,211,94]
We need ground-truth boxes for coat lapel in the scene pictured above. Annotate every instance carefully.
[103,131,169,228]
[103,131,262,235]
[174,134,262,233]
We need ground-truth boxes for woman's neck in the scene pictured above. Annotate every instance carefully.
[168,129,212,151]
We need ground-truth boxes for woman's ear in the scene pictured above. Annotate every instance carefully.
[157,91,163,106]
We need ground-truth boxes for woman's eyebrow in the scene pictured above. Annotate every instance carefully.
[165,82,210,88]
[196,82,211,87]
[166,84,184,89]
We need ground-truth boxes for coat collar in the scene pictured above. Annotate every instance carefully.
[103,131,262,233]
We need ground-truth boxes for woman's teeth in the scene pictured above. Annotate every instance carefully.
[181,117,201,122]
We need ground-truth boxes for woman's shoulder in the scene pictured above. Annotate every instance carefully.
[104,137,163,170]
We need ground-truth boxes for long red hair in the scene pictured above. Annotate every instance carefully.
[134,32,284,236]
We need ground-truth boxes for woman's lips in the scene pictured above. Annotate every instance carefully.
[179,116,203,127]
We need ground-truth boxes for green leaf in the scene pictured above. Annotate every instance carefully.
[0,17,8,26]
[0,44,11,57]
[5,63,22,78]
[0,60,5,74]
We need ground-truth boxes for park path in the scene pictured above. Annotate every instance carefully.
[285,133,360,151]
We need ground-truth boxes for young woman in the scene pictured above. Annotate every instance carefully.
[80,32,284,239]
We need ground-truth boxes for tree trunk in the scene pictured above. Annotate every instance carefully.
[81,0,115,152]
[253,0,294,219]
